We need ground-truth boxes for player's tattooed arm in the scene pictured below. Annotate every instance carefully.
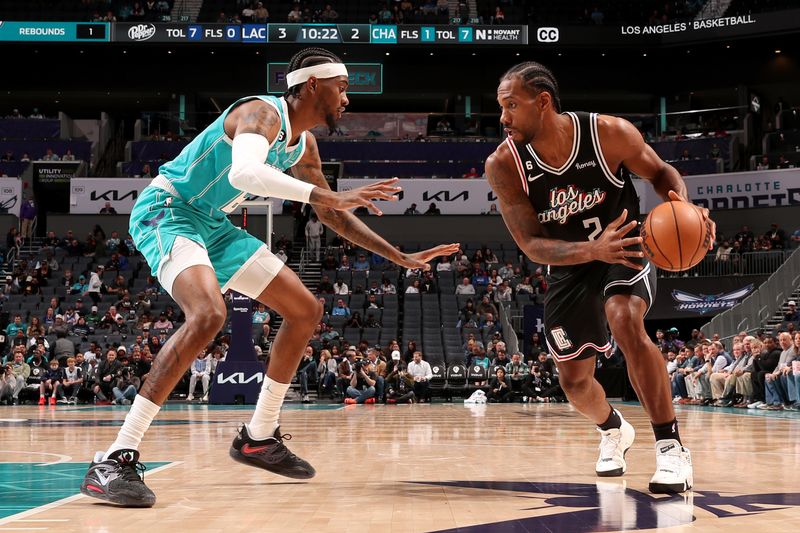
[486,145,642,269]
[227,99,282,141]
[291,133,458,270]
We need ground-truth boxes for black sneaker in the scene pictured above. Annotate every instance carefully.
[80,449,156,507]
[229,425,316,479]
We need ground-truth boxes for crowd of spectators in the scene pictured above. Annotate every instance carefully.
[4,108,46,120]
[0,224,230,406]
[662,328,800,411]
[87,1,173,23]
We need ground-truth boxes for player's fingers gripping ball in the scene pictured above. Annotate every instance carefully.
[640,201,712,272]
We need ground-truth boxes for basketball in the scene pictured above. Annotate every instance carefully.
[640,201,712,272]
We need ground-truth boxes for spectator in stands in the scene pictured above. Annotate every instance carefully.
[487,203,500,215]
[403,203,420,215]
[766,223,786,250]
[346,312,364,330]
[5,314,26,339]
[784,301,799,324]
[763,332,796,410]
[6,109,23,119]
[333,277,349,295]
[252,303,270,324]
[99,201,117,215]
[463,167,480,179]
[61,149,76,162]
[187,351,211,402]
[455,277,475,295]
[38,358,65,405]
[506,352,528,396]
[679,149,691,161]
[435,256,452,274]
[496,281,512,302]
[748,336,781,408]
[777,155,791,169]
[299,212,323,260]
[1,363,17,404]
[332,298,351,317]
[424,203,441,215]
[7,350,28,404]
[19,197,36,243]
[381,277,396,294]
[104,231,121,253]
[407,351,432,402]
[152,313,173,332]
[41,148,59,161]
[253,2,269,22]
[489,367,512,402]
[353,253,370,272]
[112,353,137,405]
[319,4,338,21]
[0,151,13,162]
[757,155,770,170]
[405,279,421,294]
[288,3,302,21]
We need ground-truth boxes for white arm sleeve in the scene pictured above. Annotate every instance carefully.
[228,133,316,203]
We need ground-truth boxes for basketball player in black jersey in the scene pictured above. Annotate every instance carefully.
[486,62,715,494]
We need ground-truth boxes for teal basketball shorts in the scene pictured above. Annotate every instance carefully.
[129,181,284,298]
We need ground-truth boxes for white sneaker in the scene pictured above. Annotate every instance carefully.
[747,400,764,409]
[201,394,209,403]
[522,396,528,403]
[186,395,195,402]
[595,414,635,477]
[649,439,693,494]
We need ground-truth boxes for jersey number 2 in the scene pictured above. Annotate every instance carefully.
[583,217,602,241]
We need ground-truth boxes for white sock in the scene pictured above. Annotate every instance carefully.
[102,394,161,461]
[248,377,290,440]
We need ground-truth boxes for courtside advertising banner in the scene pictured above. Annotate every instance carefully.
[338,178,498,215]
[681,168,800,211]
[0,178,22,214]
[69,178,283,214]
[70,178,150,214]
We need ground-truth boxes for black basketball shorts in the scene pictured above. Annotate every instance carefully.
[543,260,656,362]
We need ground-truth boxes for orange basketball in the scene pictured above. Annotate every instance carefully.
[640,201,712,272]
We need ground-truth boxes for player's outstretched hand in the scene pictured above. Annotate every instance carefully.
[311,178,401,215]
[399,243,461,271]
[667,190,716,249]
[594,209,644,270]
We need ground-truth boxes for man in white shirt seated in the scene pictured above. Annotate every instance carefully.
[455,277,475,295]
[406,351,433,403]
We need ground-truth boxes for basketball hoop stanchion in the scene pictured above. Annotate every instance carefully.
[209,201,273,404]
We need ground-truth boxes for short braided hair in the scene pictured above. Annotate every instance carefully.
[284,47,344,97]
[501,62,562,113]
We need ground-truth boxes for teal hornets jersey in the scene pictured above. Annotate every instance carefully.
[158,95,307,218]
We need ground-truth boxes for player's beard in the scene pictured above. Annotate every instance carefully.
[325,112,338,131]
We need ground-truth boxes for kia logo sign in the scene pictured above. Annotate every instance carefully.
[537,27,559,43]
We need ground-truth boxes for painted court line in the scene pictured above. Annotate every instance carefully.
[0,462,182,527]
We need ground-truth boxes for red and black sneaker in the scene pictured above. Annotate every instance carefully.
[80,449,156,507]
[229,425,316,480]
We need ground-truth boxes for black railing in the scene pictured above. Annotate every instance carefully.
[657,250,792,278]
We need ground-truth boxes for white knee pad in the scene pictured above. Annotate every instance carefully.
[223,245,285,299]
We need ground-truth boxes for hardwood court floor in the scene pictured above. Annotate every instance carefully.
[1,402,799,532]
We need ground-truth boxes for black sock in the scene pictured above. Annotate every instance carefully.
[597,406,622,431]
[652,419,681,444]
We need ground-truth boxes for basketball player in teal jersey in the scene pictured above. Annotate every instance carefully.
[80,48,459,507]
[486,62,714,494]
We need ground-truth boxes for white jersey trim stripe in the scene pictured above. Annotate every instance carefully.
[590,113,625,188]
[603,263,652,294]
[171,134,226,184]
[505,137,529,195]
[546,338,612,362]
[186,164,233,205]
[526,112,580,175]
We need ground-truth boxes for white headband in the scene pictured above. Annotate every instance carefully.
[285,63,349,88]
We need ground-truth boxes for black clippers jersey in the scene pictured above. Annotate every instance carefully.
[505,111,640,245]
